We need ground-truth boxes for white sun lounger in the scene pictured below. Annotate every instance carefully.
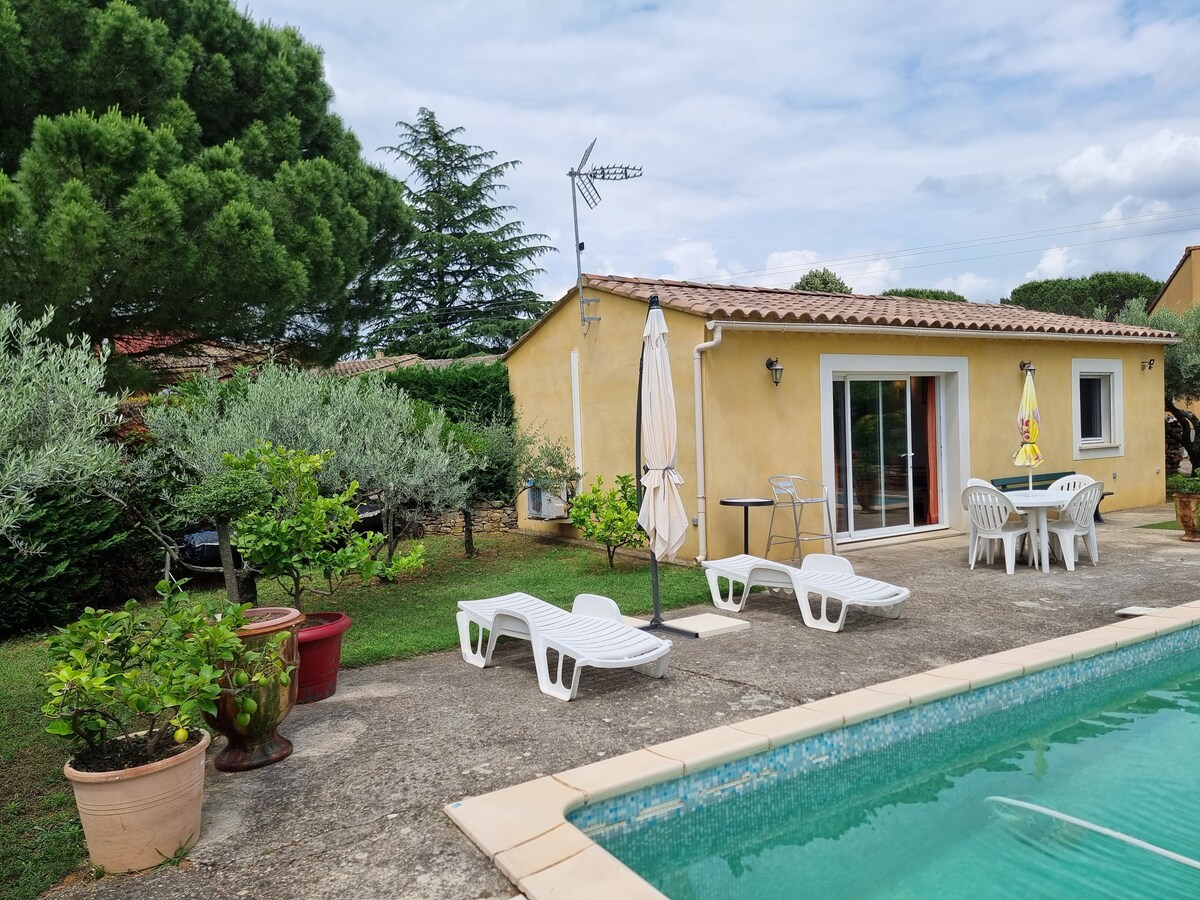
[701,553,909,632]
[456,592,672,701]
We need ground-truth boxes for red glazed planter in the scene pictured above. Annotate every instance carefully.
[297,612,352,703]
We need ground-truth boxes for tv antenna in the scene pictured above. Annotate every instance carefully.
[568,139,642,329]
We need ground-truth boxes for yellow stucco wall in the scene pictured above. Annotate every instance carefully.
[507,288,1169,562]
[505,291,706,556]
[1156,248,1198,316]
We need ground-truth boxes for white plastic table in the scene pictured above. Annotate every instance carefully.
[1007,489,1073,574]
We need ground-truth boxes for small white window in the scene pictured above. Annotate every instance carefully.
[1071,359,1123,460]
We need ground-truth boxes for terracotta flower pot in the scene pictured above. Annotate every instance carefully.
[65,730,210,873]
[297,612,352,703]
[205,606,303,772]
[1174,492,1200,542]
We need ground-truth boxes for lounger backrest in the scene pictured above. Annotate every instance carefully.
[963,485,1018,533]
[572,593,623,621]
[1062,482,1104,529]
[800,553,855,575]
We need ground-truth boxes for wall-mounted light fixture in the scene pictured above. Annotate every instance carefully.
[1019,360,1036,372]
[1141,359,1156,371]
[765,357,783,386]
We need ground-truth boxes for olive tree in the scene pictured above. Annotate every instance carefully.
[1115,298,1200,471]
[140,362,470,567]
[0,307,120,550]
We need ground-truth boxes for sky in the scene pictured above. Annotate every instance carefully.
[245,0,1200,303]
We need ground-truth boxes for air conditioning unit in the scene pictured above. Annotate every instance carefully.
[527,482,569,520]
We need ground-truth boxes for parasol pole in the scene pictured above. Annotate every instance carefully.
[635,294,693,638]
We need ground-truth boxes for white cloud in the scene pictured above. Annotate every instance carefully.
[1024,247,1074,281]
[659,240,740,282]
[243,0,1200,303]
[1100,197,1171,223]
[1054,130,1200,198]
[933,272,1000,302]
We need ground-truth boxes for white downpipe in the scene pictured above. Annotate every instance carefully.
[692,323,723,562]
[570,350,583,489]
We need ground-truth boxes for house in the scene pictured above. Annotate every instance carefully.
[504,275,1176,562]
[1151,245,1200,316]
[111,333,276,385]
[328,352,501,377]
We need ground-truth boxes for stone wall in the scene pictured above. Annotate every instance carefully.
[416,501,516,536]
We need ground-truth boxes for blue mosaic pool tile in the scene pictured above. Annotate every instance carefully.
[568,625,1200,838]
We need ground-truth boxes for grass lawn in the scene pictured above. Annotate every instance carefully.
[0,636,83,900]
[1140,519,1183,530]
[0,532,710,898]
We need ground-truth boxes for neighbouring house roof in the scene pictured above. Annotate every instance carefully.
[327,354,423,376]
[110,333,276,383]
[1150,245,1200,312]
[327,353,501,377]
[507,275,1177,357]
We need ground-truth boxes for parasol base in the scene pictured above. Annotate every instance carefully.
[630,613,749,639]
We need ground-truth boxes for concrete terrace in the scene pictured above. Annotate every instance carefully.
[49,504,1198,900]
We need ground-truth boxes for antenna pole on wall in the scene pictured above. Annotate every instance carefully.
[567,139,642,331]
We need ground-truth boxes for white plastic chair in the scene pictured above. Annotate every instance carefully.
[962,478,995,562]
[1046,482,1103,571]
[963,485,1033,575]
[1046,474,1096,522]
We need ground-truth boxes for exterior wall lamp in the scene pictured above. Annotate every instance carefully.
[1141,359,1155,370]
[766,357,783,386]
[1018,360,1035,372]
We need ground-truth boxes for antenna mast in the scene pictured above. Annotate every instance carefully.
[568,140,642,330]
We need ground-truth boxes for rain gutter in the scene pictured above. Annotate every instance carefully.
[703,320,1180,344]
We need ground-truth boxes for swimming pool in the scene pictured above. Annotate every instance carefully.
[445,606,1200,899]
[569,627,1200,898]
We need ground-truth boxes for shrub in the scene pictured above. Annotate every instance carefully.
[383,361,512,425]
[1167,473,1200,495]
[0,487,146,638]
[567,474,646,568]
[230,443,424,610]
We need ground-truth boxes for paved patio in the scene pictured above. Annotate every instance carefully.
[50,504,1199,899]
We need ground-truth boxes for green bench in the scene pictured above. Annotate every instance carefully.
[989,471,1113,522]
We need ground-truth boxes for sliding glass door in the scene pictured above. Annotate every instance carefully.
[832,375,939,538]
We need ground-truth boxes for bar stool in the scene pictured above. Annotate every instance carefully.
[764,474,838,561]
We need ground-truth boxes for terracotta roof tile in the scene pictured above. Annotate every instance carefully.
[328,355,421,377]
[581,275,1177,340]
[327,353,500,377]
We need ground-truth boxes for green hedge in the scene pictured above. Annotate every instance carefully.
[0,489,156,638]
[383,361,512,426]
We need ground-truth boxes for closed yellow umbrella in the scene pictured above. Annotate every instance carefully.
[1013,366,1043,489]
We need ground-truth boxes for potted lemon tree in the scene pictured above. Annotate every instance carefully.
[42,583,292,871]
[1167,472,1200,542]
[230,444,421,702]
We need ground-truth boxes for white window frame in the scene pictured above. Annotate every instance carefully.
[1071,358,1123,460]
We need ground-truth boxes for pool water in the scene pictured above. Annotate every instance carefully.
[585,647,1200,899]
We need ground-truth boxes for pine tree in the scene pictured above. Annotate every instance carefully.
[792,267,852,294]
[374,109,552,357]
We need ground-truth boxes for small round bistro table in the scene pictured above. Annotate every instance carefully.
[719,497,775,555]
